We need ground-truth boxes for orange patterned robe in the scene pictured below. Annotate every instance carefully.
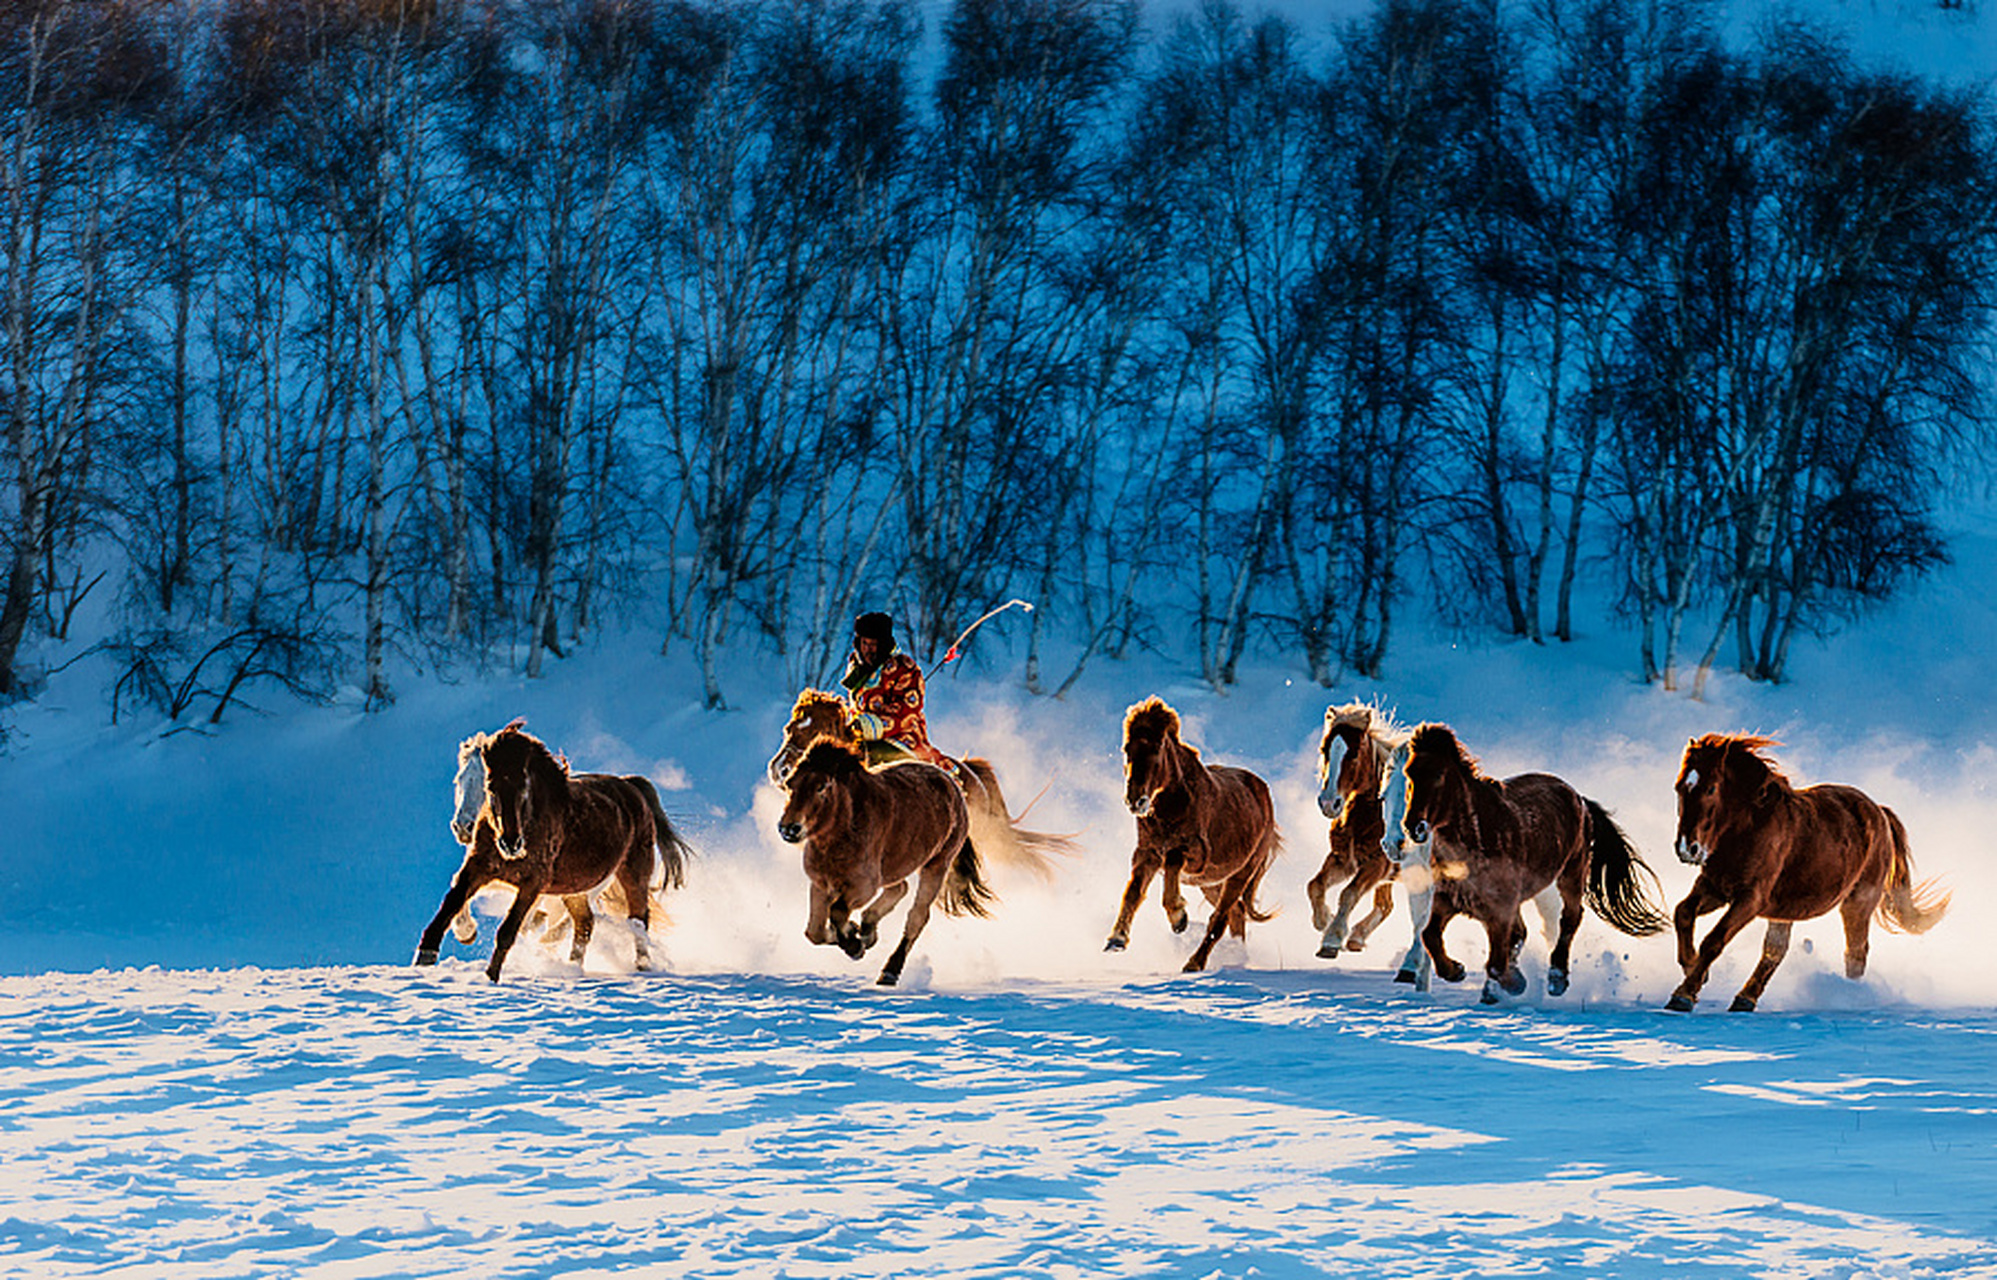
[842,651,950,769]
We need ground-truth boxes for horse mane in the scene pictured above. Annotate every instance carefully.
[456,731,489,767]
[485,723,571,781]
[1408,722,1511,854]
[1408,723,1489,783]
[798,738,869,778]
[1124,696,1182,743]
[792,688,846,717]
[1325,700,1406,777]
[1690,733,1794,805]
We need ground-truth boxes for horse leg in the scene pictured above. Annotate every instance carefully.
[1106,855,1161,952]
[417,865,485,965]
[1479,912,1528,1004]
[1544,886,1586,998]
[1317,869,1369,959]
[451,905,479,946]
[826,892,867,961]
[486,879,544,983]
[1668,899,1762,1012]
[878,860,948,987]
[1396,855,1435,991]
[1346,880,1398,953]
[1423,895,1467,984]
[1184,871,1252,973]
[1728,920,1794,1012]
[1674,882,1726,973]
[1306,850,1342,934]
[560,894,593,966]
[617,849,656,972]
[855,881,911,956]
[1161,860,1191,934]
[805,883,835,947]
[1840,886,1882,980]
[1206,882,1249,940]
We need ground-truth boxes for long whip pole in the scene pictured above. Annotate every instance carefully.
[929,599,1034,677]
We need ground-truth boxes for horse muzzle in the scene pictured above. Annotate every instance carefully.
[1675,836,1708,866]
[450,820,474,845]
[778,820,804,845]
[1127,792,1155,819]
[496,835,528,861]
[1317,790,1344,821]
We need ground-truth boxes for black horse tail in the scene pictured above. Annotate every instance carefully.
[940,836,997,919]
[629,775,693,891]
[1583,798,1669,937]
[1878,806,1950,934]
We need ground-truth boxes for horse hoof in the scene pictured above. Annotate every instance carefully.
[1665,993,1696,1012]
[1546,969,1569,998]
[876,970,901,987]
[1181,956,1208,974]
[1393,969,1418,985]
[1170,914,1190,934]
[1729,995,1758,1013]
[1437,962,1465,984]
[1104,937,1127,953]
[414,949,439,966]
[1502,969,1527,996]
[1316,944,1341,960]
[1479,983,1502,1005]
[839,937,866,961]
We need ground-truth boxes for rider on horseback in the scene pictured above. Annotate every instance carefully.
[840,611,951,770]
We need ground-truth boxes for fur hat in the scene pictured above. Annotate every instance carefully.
[853,611,896,644]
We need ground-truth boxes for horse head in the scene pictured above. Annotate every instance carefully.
[1318,704,1385,822]
[769,690,854,787]
[1122,697,1185,819]
[480,724,566,860]
[451,732,489,844]
[1401,723,1479,850]
[777,740,865,844]
[1674,734,1783,866]
[1378,740,1423,866]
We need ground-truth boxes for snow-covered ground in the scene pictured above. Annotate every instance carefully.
[9,0,1997,1255]
[7,500,1997,1274]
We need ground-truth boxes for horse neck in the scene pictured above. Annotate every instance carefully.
[1164,732,1215,802]
[526,748,573,821]
[1352,732,1391,800]
[1428,753,1503,853]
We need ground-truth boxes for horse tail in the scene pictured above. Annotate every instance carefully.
[1582,798,1670,937]
[940,835,997,919]
[1878,806,1949,934]
[1241,827,1283,924]
[961,757,1078,881]
[628,775,693,892]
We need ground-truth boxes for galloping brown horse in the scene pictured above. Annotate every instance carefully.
[1667,734,1949,1012]
[416,723,693,983]
[1309,703,1403,959]
[779,740,993,986]
[1400,724,1668,1004]
[1107,698,1280,973]
[768,689,1075,879]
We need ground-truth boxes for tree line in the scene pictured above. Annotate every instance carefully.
[2,0,1992,723]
